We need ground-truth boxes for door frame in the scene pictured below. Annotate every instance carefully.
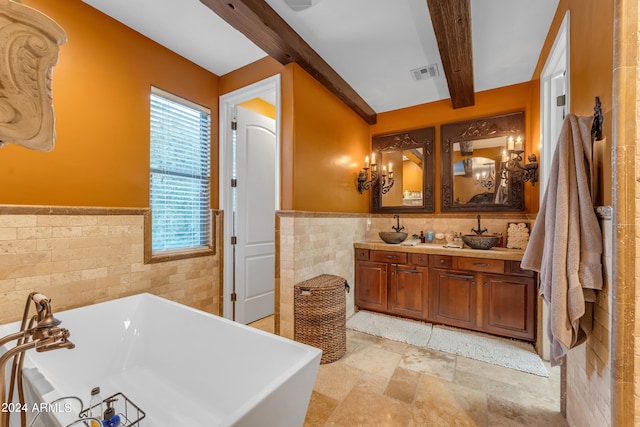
[219,75,281,320]
[539,10,570,362]
[540,10,570,197]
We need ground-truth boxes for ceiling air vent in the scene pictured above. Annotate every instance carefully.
[410,64,440,81]
[283,0,316,11]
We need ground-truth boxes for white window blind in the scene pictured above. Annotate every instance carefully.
[150,87,211,253]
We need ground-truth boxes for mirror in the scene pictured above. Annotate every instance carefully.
[371,126,435,213]
[441,112,525,212]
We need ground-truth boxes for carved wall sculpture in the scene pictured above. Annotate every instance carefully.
[0,0,66,151]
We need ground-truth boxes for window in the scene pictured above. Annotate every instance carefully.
[148,87,211,260]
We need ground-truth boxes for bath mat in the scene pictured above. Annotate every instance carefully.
[346,311,548,377]
[427,325,549,377]
[346,311,432,347]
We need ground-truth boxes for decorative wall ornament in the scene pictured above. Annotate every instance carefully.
[0,0,67,151]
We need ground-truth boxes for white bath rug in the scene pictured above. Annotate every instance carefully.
[346,311,432,347]
[346,311,548,377]
[427,325,549,377]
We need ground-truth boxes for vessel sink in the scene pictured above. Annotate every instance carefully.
[379,231,408,244]
[461,234,500,250]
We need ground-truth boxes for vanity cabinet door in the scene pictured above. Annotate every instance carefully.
[429,269,477,329]
[387,264,429,320]
[482,274,536,341]
[355,261,388,312]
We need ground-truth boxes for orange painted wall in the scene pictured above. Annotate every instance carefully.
[372,81,540,213]
[0,0,219,208]
[290,64,370,213]
[238,99,276,120]
[220,59,370,213]
[534,0,614,205]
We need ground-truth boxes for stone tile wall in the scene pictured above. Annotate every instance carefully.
[0,207,220,325]
[277,212,367,339]
[565,214,613,427]
[367,213,534,247]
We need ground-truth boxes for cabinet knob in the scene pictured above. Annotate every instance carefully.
[439,259,445,264]
[471,281,476,286]
[483,282,488,287]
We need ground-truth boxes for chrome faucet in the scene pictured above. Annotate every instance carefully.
[0,293,74,427]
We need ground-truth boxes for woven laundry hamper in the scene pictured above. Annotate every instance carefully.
[294,274,347,364]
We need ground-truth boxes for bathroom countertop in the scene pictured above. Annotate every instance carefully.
[354,241,526,261]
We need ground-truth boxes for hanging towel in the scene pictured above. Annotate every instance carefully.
[521,113,603,366]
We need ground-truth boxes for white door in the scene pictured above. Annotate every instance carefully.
[234,106,276,324]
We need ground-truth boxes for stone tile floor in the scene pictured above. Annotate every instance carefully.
[248,316,566,427]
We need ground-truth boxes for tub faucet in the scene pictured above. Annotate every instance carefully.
[0,293,74,427]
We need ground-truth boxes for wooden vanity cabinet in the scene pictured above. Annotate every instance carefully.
[429,255,536,341]
[355,259,388,312]
[388,263,429,320]
[482,266,536,341]
[355,250,428,320]
[429,268,477,329]
[354,248,536,342]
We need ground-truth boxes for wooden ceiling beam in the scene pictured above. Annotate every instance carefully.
[200,0,377,124]
[426,0,475,109]
[404,149,423,167]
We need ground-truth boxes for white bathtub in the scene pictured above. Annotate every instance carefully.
[0,293,321,426]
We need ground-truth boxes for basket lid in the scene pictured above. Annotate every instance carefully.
[295,274,345,289]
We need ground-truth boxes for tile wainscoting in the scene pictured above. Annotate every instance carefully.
[276,212,367,339]
[0,206,221,324]
[565,208,613,427]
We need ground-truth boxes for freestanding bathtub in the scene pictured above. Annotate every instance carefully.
[0,293,322,426]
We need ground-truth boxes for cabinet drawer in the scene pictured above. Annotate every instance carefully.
[371,250,408,264]
[410,253,429,267]
[457,257,504,273]
[355,248,370,261]
[430,254,452,268]
[507,260,535,276]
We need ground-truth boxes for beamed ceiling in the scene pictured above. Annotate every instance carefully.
[82,0,560,123]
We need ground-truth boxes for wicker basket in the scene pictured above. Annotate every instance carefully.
[294,274,347,364]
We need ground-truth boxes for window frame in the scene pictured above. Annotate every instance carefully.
[144,86,214,264]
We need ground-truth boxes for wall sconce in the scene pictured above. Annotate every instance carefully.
[474,164,496,190]
[357,153,394,194]
[500,136,539,185]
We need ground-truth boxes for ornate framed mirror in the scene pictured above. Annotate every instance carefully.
[371,126,435,213]
[440,112,526,212]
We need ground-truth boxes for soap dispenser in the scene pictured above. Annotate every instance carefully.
[102,398,121,427]
[88,387,103,427]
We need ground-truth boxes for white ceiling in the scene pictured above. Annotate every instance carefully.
[81,0,559,113]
